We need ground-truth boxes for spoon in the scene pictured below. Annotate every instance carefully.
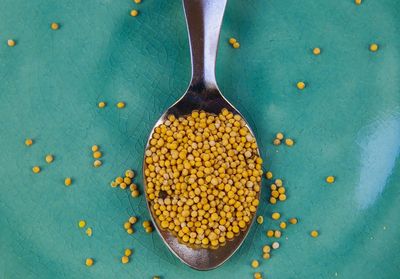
[143,0,261,270]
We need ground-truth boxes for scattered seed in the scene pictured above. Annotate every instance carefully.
[311,230,319,238]
[93,160,102,167]
[326,176,335,183]
[93,151,102,159]
[50,22,59,30]
[232,42,240,49]
[130,10,139,17]
[32,166,41,173]
[257,216,264,224]
[280,222,287,229]
[369,43,379,52]
[25,138,33,146]
[78,220,86,228]
[272,212,281,220]
[251,259,259,268]
[285,138,294,146]
[86,228,93,237]
[312,47,321,55]
[121,256,129,264]
[45,154,54,163]
[289,218,298,225]
[65,177,72,186]
[296,81,305,90]
[7,39,16,47]
[129,216,137,224]
[272,241,280,249]
[85,258,94,266]
[124,248,132,257]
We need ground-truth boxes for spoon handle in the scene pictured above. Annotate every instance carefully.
[183,0,227,87]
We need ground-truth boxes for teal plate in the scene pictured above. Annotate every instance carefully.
[0,0,399,278]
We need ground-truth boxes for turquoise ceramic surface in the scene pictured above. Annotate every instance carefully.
[1,0,399,278]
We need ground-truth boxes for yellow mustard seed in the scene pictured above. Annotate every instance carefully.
[272,212,281,220]
[285,138,294,146]
[263,253,270,260]
[134,0,142,3]
[120,183,127,189]
[123,177,131,184]
[93,151,102,159]
[110,181,117,188]
[263,245,271,253]
[125,169,135,178]
[326,176,335,183]
[370,43,379,52]
[131,190,140,197]
[229,38,237,44]
[270,184,277,191]
[276,132,284,140]
[313,47,321,55]
[93,160,102,167]
[279,194,287,201]
[254,272,262,279]
[65,177,72,186]
[130,9,139,17]
[32,166,41,173]
[311,230,319,238]
[121,255,129,264]
[266,171,273,179]
[91,145,99,152]
[274,230,282,238]
[145,226,153,233]
[269,197,277,204]
[86,227,93,237]
[45,154,54,163]
[355,0,362,5]
[251,259,259,268]
[98,101,106,108]
[280,221,287,229]
[233,42,240,49]
[257,216,264,224]
[297,81,306,90]
[266,230,274,237]
[115,177,123,184]
[124,222,132,230]
[143,221,150,228]
[126,228,134,234]
[273,138,281,145]
[25,138,33,146]
[129,216,137,224]
[7,39,16,47]
[289,218,298,224]
[78,220,86,228]
[124,248,132,257]
[85,258,94,266]
[153,277,160,279]
[129,183,137,191]
[275,179,283,187]
[117,102,126,108]
[50,22,59,30]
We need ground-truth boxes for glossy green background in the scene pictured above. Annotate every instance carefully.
[1,0,399,278]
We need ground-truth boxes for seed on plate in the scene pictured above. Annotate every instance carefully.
[93,151,102,159]
[130,9,139,17]
[93,160,102,167]
[266,230,274,237]
[134,0,142,3]
[25,138,33,146]
[129,183,138,191]
[124,248,132,257]
[311,230,319,238]
[143,220,151,228]
[131,190,140,197]
[86,227,93,237]
[65,177,72,186]
[313,47,321,55]
[276,132,284,140]
[233,42,240,49]
[129,216,137,224]
[274,230,282,238]
[117,102,126,108]
[285,138,294,146]
[115,177,123,184]
[269,197,277,204]
[229,38,237,44]
[32,166,41,173]
[45,154,54,163]
[85,258,94,266]
[251,259,259,268]
[272,241,280,249]
[257,216,264,224]
[262,245,271,253]
[254,272,262,279]
[98,101,106,108]
[50,22,59,30]
[7,39,16,47]
[326,176,335,183]
[91,145,99,152]
[296,81,306,90]
[272,212,281,220]
[355,0,362,5]
[145,226,153,233]
[289,218,298,224]
[280,221,287,229]
[273,138,281,145]
[125,169,135,178]
[121,256,129,264]
[369,43,379,52]
[266,171,273,179]
[279,194,287,201]
[124,222,131,230]
[275,179,283,187]
[262,253,270,260]
[78,220,86,228]
[126,228,134,234]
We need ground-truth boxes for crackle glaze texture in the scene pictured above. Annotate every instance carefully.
[0,0,399,278]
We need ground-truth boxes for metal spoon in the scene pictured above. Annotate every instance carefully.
[143,0,261,270]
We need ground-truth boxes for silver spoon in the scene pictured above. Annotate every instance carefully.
[143,0,261,270]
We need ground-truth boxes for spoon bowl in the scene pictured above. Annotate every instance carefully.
[143,0,261,270]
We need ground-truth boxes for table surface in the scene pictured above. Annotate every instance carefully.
[1,0,399,278]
